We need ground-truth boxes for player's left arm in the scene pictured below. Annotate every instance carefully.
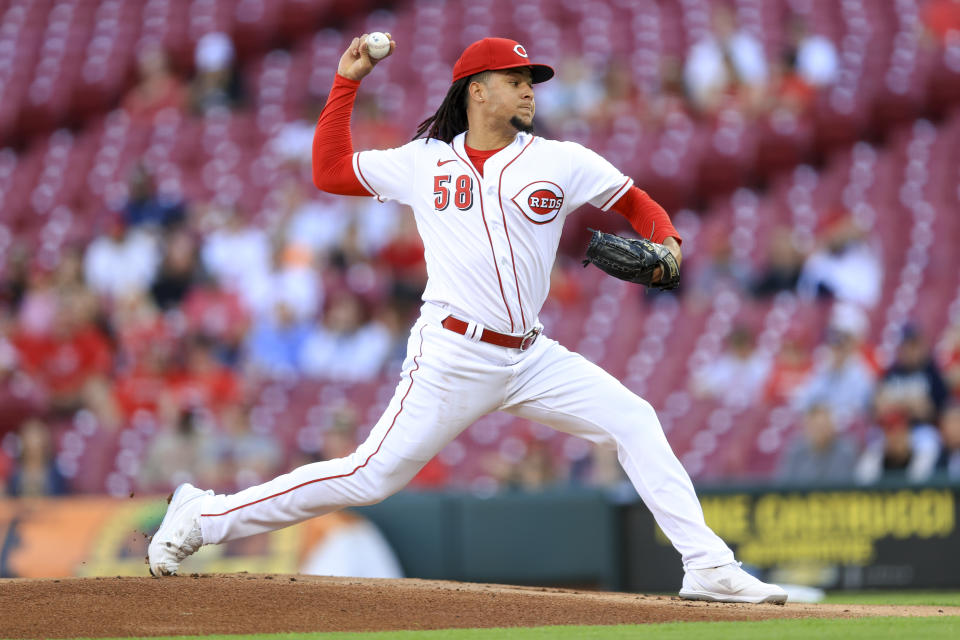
[609,186,682,275]
[564,142,682,278]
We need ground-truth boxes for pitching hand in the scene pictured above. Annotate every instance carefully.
[338,33,396,81]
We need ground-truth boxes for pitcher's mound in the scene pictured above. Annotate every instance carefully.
[2,574,956,638]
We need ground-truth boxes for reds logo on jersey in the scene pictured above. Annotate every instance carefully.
[511,181,565,224]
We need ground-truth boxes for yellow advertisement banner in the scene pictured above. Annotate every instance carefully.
[654,488,956,567]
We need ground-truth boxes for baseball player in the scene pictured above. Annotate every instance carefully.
[149,34,787,604]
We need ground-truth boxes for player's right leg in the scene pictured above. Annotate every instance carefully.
[502,336,787,604]
[149,310,504,576]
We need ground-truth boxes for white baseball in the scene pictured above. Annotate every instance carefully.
[366,32,390,60]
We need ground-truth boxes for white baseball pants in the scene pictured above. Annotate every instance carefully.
[199,303,735,570]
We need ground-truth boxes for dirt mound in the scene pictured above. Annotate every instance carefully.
[1,574,957,638]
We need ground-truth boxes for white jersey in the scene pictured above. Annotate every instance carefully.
[352,131,633,334]
[179,121,740,587]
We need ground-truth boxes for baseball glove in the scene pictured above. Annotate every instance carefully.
[582,229,680,290]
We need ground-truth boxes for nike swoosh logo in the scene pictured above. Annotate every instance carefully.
[437,159,458,166]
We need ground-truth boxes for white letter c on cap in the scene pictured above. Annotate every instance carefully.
[513,44,528,58]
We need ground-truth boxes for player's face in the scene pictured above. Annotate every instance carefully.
[485,69,535,132]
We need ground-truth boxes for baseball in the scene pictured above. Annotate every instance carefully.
[366,32,390,60]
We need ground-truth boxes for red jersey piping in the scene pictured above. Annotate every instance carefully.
[200,325,428,519]
[497,136,536,331]
[354,152,383,201]
[452,144,516,333]
[600,177,632,210]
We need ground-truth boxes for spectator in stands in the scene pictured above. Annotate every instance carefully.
[122,164,185,229]
[83,214,161,301]
[578,446,630,491]
[112,289,168,364]
[113,339,172,421]
[776,404,858,485]
[763,330,813,405]
[5,417,68,497]
[0,449,8,494]
[546,259,584,308]
[684,5,768,114]
[12,289,112,415]
[189,32,244,115]
[688,235,754,308]
[271,103,322,169]
[683,34,734,115]
[352,197,406,259]
[167,335,242,414]
[0,246,29,311]
[122,46,187,123]
[499,439,559,492]
[81,376,123,434]
[792,303,876,427]
[150,226,202,310]
[281,182,352,258]
[642,57,691,128]
[937,321,960,400]
[691,326,771,408]
[242,241,321,322]
[935,402,960,479]
[532,56,605,127]
[139,405,219,492]
[208,402,282,492]
[787,17,839,88]
[181,275,249,368]
[200,206,271,304]
[245,301,311,379]
[879,325,949,427]
[350,91,406,152]
[751,227,805,298]
[0,312,45,441]
[591,59,639,123]
[797,211,882,308]
[765,47,816,115]
[370,299,417,372]
[922,0,960,44]
[52,246,86,292]
[319,406,360,460]
[854,388,941,484]
[16,265,59,337]
[376,208,427,305]
[300,291,392,382]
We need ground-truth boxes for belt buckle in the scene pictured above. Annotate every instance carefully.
[519,327,541,351]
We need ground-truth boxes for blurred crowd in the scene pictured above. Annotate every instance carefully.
[0,29,427,497]
[3,1,960,498]
[693,300,960,486]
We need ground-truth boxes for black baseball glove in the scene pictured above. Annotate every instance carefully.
[582,229,680,290]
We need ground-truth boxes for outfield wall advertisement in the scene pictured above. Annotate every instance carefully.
[0,496,395,579]
[3,485,959,590]
[622,485,960,591]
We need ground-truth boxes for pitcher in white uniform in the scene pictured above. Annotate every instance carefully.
[149,33,787,604]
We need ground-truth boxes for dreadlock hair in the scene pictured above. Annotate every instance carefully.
[413,71,491,143]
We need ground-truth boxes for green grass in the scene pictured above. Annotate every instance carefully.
[823,591,960,606]
[65,617,960,640]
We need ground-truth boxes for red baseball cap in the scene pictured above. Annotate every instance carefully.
[452,37,554,83]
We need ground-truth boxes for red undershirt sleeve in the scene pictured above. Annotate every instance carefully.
[311,73,372,197]
[609,186,682,245]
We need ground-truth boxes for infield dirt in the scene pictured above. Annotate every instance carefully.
[2,574,958,638]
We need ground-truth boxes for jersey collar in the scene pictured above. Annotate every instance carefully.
[452,132,531,177]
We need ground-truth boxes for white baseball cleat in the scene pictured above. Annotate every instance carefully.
[679,562,788,604]
[148,483,212,576]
